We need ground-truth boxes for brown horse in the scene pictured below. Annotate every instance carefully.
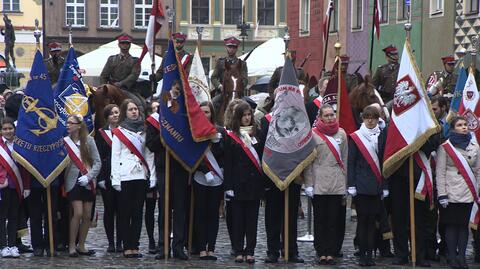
[212,60,246,126]
[348,75,381,126]
[90,84,129,128]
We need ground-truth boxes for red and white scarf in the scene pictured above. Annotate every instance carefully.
[312,128,344,170]
[226,130,262,174]
[112,128,150,174]
[0,138,23,199]
[441,141,480,228]
[350,131,382,183]
[98,128,113,147]
[63,136,95,193]
[146,112,160,130]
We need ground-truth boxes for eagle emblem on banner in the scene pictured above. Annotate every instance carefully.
[393,75,421,115]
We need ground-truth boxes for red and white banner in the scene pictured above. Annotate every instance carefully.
[350,131,382,183]
[0,139,23,198]
[322,0,334,41]
[374,0,382,39]
[458,71,480,142]
[382,41,440,178]
[138,0,165,64]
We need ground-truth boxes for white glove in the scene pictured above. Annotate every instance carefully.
[23,189,31,199]
[225,190,234,197]
[77,175,89,187]
[112,184,121,192]
[97,181,106,190]
[438,196,449,208]
[211,132,222,143]
[347,187,357,197]
[382,189,389,199]
[205,172,215,183]
[304,187,314,198]
[149,179,156,189]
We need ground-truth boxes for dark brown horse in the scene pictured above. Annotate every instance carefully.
[212,60,246,126]
[349,75,382,126]
[90,84,129,128]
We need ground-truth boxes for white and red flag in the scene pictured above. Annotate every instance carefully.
[138,0,165,63]
[382,40,440,178]
[322,0,334,41]
[458,69,480,142]
[374,0,382,39]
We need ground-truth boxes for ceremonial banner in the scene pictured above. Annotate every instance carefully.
[446,66,467,122]
[138,0,165,63]
[54,47,94,134]
[188,47,210,104]
[322,0,334,41]
[382,41,440,178]
[458,70,480,142]
[373,0,382,39]
[12,50,68,187]
[262,57,317,191]
[159,40,216,171]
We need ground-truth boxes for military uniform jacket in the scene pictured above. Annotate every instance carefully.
[154,49,192,82]
[100,53,140,90]
[373,62,399,103]
[44,56,65,85]
[210,56,248,92]
[431,70,458,96]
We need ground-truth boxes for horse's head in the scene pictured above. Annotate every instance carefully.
[223,60,245,101]
[91,84,128,128]
[349,75,380,111]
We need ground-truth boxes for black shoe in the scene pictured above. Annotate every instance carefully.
[380,250,395,258]
[33,248,44,257]
[447,258,461,269]
[148,244,158,254]
[426,252,440,261]
[475,254,480,263]
[416,259,431,267]
[46,250,57,257]
[199,255,210,260]
[206,255,217,261]
[173,250,189,260]
[289,255,304,263]
[69,252,79,257]
[457,256,468,269]
[107,244,115,253]
[354,250,361,256]
[115,243,123,253]
[359,255,368,267]
[76,249,95,256]
[155,253,165,260]
[392,257,409,265]
[56,244,66,252]
[17,244,33,253]
[264,254,278,263]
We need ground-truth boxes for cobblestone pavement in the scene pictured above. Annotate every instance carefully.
[0,196,476,268]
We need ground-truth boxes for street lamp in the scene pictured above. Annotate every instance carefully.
[237,6,250,54]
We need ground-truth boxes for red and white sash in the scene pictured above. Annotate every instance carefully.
[0,139,23,199]
[313,96,323,108]
[181,54,191,69]
[265,113,272,123]
[442,141,480,228]
[413,151,434,204]
[350,131,381,183]
[204,149,223,180]
[112,128,150,174]
[98,128,113,147]
[226,130,262,174]
[146,112,160,130]
[313,128,345,170]
[63,136,95,193]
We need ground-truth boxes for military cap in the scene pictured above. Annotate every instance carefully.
[382,45,398,55]
[456,47,466,56]
[117,34,133,43]
[441,55,456,65]
[224,36,241,47]
[172,32,187,42]
[48,42,62,52]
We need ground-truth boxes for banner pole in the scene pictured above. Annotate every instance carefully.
[164,150,170,260]
[284,188,289,262]
[409,156,417,266]
[321,6,333,75]
[46,186,55,257]
[188,179,194,255]
[369,0,377,72]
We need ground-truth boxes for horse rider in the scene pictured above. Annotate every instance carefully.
[372,44,399,103]
[44,42,65,85]
[100,34,140,93]
[150,32,192,83]
[210,36,248,97]
[426,55,458,98]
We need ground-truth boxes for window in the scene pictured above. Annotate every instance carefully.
[380,0,388,23]
[299,0,310,34]
[66,0,86,27]
[2,0,20,11]
[100,0,119,27]
[465,0,479,14]
[224,0,242,25]
[351,0,362,30]
[430,0,443,15]
[134,0,152,28]
[329,0,338,33]
[192,0,209,24]
[258,0,274,25]
[398,0,408,20]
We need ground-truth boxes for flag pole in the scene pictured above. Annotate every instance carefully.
[196,26,204,57]
[335,39,342,118]
[321,4,333,75]
[283,32,291,263]
[150,30,156,98]
[368,0,377,72]
[164,150,170,260]
[188,174,194,255]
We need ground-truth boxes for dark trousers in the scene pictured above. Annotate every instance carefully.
[355,195,382,254]
[100,183,122,246]
[0,188,19,247]
[193,181,222,252]
[424,203,439,258]
[29,187,58,250]
[312,194,343,257]
[264,183,301,257]
[390,177,428,260]
[446,224,469,262]
[120,180,146,250]
[171,168,189,252]
[225,199,234,249]
[56,192,69,248]
[335,198,347,255]
[145,191,157,247]
[231,199,260,256]
[156,172,171,253]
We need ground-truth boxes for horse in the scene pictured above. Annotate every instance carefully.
[348,74,382,126]
[212,60,246,126]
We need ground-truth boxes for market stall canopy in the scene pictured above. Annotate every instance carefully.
[239,37,285,77]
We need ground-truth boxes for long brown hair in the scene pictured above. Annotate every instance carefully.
[199,101,215,124]
[231,102,256,136]
[69,114,93,167]
[119,99,138,122]
[224,99,247,129]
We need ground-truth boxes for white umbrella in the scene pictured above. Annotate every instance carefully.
[239,37,285,77]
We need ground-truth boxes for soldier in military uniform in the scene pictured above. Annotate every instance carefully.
[100,34,140,93]
[44,42,65,85]
[151,32,192,83]
[426,55,458,98]
[372,45,400,103]
[210,36,248,96]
